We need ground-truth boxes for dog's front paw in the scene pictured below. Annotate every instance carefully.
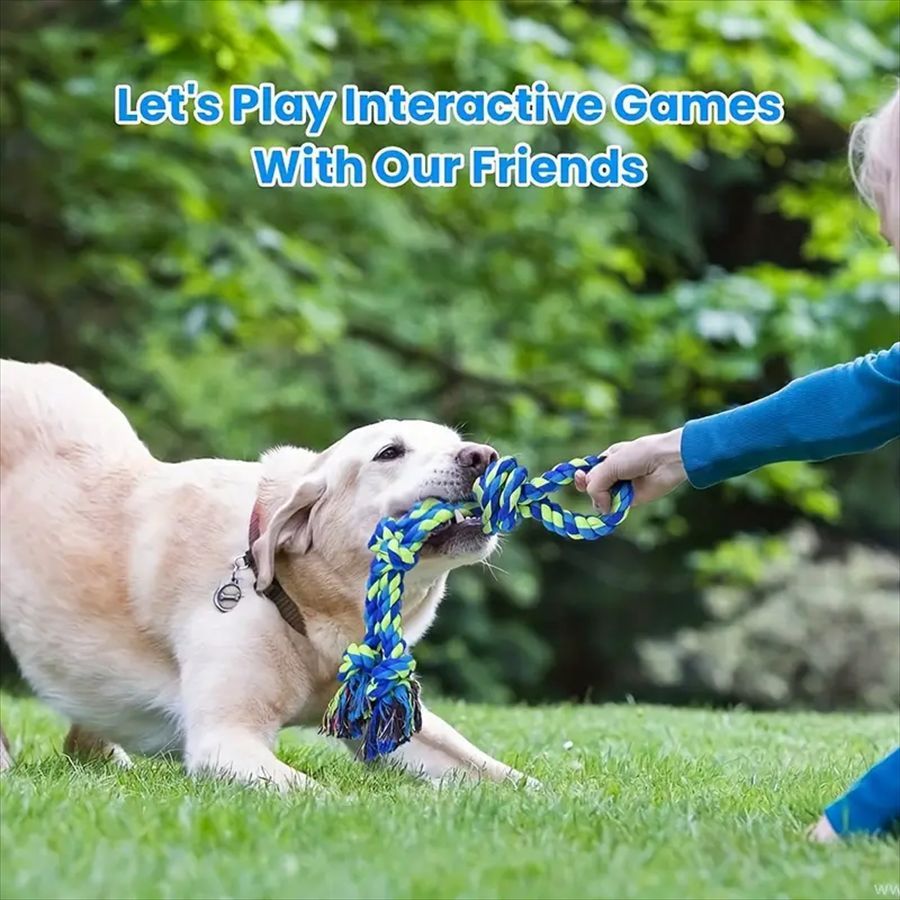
[425,766,541,789]
[193,756,321,792]
[246,761,321,793]
[185,731,320,792]
[506,768,542,790]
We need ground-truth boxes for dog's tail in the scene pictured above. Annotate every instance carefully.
[0,358,153,477]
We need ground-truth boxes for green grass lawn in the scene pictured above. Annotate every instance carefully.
[1,695,897,900]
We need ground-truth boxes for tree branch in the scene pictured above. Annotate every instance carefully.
[345,323,560,412]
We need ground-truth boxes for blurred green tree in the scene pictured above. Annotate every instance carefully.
[1,0,897,705]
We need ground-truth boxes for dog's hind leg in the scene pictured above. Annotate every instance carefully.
[63,725,132,768]
[0,725,12,771]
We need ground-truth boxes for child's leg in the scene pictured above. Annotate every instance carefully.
[810,747,900,841]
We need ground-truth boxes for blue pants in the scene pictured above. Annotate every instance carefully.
[825,747,900,836]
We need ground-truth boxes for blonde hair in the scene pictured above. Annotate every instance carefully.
[849,88,900,251]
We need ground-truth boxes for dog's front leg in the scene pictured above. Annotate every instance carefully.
[178,611,319,792]
[350,705,533,786]
[183,724,316,791]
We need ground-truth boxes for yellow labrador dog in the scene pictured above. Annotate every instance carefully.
[0,359,526,789]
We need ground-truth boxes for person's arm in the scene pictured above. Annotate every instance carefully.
[682,343,900,488]
[577,344,900,512]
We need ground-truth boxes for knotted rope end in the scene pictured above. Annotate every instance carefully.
[320,642,375,740]
[362,676,422,761]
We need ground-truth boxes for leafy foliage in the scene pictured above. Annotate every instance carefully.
[640,525,900,710]
[1,0,898,704]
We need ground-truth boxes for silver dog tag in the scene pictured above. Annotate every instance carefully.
[213,555,251,613]
[213,582,242,612]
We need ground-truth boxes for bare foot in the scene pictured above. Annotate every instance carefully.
[807,814,840,843]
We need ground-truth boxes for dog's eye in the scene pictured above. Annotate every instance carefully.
[373,444,405,462]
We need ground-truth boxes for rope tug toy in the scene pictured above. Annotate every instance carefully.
[320,454,633,760]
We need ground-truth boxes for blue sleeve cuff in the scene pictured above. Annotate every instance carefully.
[681,416,722,489]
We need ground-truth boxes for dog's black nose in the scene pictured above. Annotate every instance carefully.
[456,442,499,475]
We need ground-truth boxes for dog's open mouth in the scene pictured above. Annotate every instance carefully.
[425,512,481,544]
[384,489,495,559]
[421,510,491,556]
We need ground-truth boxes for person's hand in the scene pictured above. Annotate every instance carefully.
[574,428,687,514]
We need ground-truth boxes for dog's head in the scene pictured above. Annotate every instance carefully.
[251,421,499,607]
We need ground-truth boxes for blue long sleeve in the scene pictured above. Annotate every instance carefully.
[825,748,900,836]
[681,343,900,488]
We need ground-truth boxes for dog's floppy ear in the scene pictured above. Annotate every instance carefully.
[252,454,326,591]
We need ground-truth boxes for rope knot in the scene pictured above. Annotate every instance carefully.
[473,457,530,534]
[368,523,418,572]
[367,652,417,700]
[336,642,376,682]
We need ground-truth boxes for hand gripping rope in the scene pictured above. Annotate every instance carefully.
[320,455,633,760]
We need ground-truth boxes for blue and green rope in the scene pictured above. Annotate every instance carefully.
[320,454,633,760]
